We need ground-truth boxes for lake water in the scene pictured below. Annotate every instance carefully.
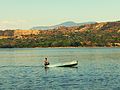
[0,48,120,90]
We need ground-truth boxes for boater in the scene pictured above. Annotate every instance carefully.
[44,58,50,66]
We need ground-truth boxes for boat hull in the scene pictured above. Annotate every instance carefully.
[45,61,78,67]
[57,63,78,67]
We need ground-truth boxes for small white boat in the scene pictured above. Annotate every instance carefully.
[45,61,78,67]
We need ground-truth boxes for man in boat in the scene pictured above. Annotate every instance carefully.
[44,58,50,66]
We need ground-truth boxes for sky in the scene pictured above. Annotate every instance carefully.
[0,0,120,30]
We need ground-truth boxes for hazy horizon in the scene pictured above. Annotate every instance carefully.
[0,0,120,30]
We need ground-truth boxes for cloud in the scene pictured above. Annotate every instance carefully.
[0,20,29,30]
[0,20,28,24]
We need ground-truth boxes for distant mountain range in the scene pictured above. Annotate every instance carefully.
[31,21,96,30]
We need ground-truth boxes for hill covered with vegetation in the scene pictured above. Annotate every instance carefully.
[0,21,120,48]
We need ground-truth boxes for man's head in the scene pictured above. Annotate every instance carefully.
[45,58,47,60]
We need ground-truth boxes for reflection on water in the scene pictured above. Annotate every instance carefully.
[0,48,120,90]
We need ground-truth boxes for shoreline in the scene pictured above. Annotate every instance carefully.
[0,46,120,49]
[34,46,120,48]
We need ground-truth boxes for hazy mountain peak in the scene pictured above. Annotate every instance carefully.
[31,21,96,30]
[57,21,77,27]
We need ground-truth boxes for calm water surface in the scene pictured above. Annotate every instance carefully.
[0,48,120,90]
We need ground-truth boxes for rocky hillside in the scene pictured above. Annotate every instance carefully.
[0,30,40,39]
[0,21,120,47]
[0,21,120,38]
